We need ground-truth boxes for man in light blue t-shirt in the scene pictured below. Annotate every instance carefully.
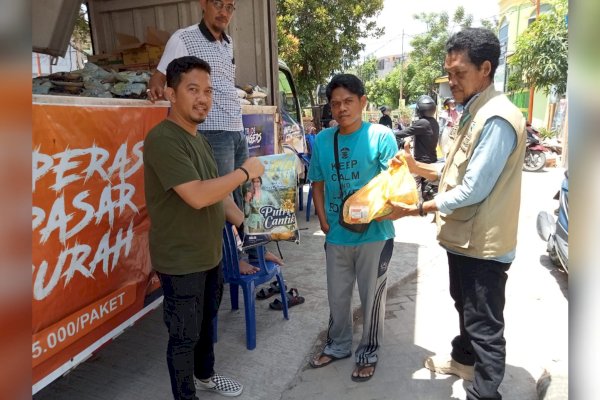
[307,74,397,383]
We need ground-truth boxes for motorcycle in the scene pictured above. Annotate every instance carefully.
[536,170,569,272]
[523,126,548,172]
[421,179,438,201]
[400,138,441,202]
[421,159,445,202]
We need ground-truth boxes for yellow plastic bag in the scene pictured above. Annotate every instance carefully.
[343,155,418,224]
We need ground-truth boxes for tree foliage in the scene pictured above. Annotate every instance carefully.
[72,5,91,52]
[405,7,473,100]
[480,17,499,32]
[356,56,378,83]
[365,62,416,108]
[277,0,384,106]
[508,0,568,95]
[360,7,478,108]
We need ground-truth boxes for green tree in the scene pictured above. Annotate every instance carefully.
[277,0,384,106]
[72,6,91,51]
[356,56,378,82]
[405,7,473,99]
[70,5,92,69]
[508,0,568,95]
[480,17,499,32]
[364,61,417,108]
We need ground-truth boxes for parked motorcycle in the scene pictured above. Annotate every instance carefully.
[536,170,569,272]
[421,179,438,201]
[421,159,444,201]
[523,126,548,172]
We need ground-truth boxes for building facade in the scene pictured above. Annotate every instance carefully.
[497,0,555,128]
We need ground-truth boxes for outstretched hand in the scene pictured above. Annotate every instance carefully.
[402,141,417,172]
[375,200,417,221]
[389,141,416,173]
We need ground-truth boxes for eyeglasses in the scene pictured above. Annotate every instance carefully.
[209,0,236,13]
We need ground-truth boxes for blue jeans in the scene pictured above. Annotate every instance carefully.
[200,130,249,208]
[158,265,223,400]
[447,252,510,400]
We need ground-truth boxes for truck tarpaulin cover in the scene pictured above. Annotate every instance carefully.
[31,96,168,387]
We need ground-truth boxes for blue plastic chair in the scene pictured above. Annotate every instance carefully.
[220,222,289,350]
[294,133,317,221]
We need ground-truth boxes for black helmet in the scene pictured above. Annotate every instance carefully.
[379,105,390,113]
[416,95,436,118]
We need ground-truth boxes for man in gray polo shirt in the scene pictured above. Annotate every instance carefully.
[149,0,245,206]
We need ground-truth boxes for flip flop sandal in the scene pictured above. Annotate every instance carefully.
[351,362,377,382]
[309,352,351,369]
[256,280,286,300]
[256,286,277,300]
[269,288,305,310]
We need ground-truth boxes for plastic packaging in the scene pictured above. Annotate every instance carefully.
[343,155,418,224]
[242,153,300,247]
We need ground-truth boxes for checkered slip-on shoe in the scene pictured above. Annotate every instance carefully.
[195,373,243,397]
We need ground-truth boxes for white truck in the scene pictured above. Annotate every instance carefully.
[32,0,303,393]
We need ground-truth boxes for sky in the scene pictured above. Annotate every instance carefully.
[361,0,501,59]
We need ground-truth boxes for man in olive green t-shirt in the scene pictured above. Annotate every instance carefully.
[143,56,264,400]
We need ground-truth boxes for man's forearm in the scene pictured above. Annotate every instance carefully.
[410,161,440,181]
[174,169,248,210]
[224,195,244,227]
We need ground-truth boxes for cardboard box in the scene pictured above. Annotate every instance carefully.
[122,46,149,65]
[116,29,168,66]
[145,27,171,47]
[121,45,164,66]
[147,45,165,65]
[87,52,123,66]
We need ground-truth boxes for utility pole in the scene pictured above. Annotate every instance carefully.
[527,0,540,123]
[399,29,404,108]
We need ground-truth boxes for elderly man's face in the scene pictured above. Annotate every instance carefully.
[201,0,236,35]
[444,50,492,104]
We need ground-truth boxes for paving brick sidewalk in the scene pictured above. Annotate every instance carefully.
[34,169,567,400]
[281,169,569,400]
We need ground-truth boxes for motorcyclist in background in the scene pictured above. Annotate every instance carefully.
[320,101,338,130]
[438,98,461,156]
[395,95,440,200]
[439,97,460,128]
[378,105,393,129]
[526,121,539,143]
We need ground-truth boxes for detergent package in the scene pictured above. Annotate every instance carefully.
[242,153,300,248]
[343,155,419,224]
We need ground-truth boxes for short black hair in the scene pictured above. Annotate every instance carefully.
[445,28,501,79]
[166,56,211,89]
[325,74,365,102]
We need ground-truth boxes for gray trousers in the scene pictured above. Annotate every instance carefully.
[323,239,394,364]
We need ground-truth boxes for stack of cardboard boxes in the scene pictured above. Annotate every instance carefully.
[87,27,170,71]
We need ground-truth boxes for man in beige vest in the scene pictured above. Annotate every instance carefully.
[380,28,526,400]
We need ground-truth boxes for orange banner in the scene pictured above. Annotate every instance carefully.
[32,96,169,386]
[32,283,136,367]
